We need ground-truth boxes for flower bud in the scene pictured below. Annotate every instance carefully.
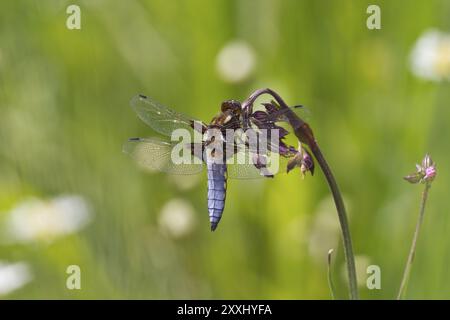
[404,154,436,184]
[404,173,422,184]
[424,165,436,182]
[287,148,314,177]
[300,149,315,176]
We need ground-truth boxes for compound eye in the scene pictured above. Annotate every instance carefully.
[221,100,241,112]
[221,100,232,112]
[232,100,242,110]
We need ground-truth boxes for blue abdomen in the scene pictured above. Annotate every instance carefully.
[207,163,227,231]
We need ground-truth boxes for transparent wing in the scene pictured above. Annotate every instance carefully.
[130,94,206,137]
[271,104,311,121]
[123,137,204,175]
[207,125,295,179]
[225,145,292,180]
[249,104,311,129]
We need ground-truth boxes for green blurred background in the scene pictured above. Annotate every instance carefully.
[0,0,449,299]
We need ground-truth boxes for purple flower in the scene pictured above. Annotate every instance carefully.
[404,154,436,184]
[425,165,436,181]
[287,148,315,177]
[300,149,315,176]
[262,102,278,115]
[249,101,314,177]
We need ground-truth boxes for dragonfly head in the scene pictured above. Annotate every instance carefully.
[221,99,242,114]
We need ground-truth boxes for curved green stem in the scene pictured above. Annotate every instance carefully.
[243,88,359,299]
[311,143,358,299]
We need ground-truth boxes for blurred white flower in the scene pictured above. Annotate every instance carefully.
[158,198,196,238]
[341,255,371,288]
[167,174,201,191]
[0,261,32,295]
[410,29,450,81]
[216,40,256,83]
[3,195,91,243]
[307,197,341,263]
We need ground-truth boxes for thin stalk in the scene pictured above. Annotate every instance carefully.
[397,182,431,300]
[243,88,359,299]
[327,249,337,300]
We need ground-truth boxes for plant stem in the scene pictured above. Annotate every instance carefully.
[397,182,431,300]
[310,143,359,299]
[243,88,359,299]
[327,249,337,300]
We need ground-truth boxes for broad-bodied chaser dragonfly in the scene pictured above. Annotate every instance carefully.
[123,94,313,231]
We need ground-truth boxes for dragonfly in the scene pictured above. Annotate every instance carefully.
[123,94,312,231]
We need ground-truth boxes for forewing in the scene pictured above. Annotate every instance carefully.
[249,104,311,130]
[123,137,204,175]
[130,94,205,137]
[225,146,291,179]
